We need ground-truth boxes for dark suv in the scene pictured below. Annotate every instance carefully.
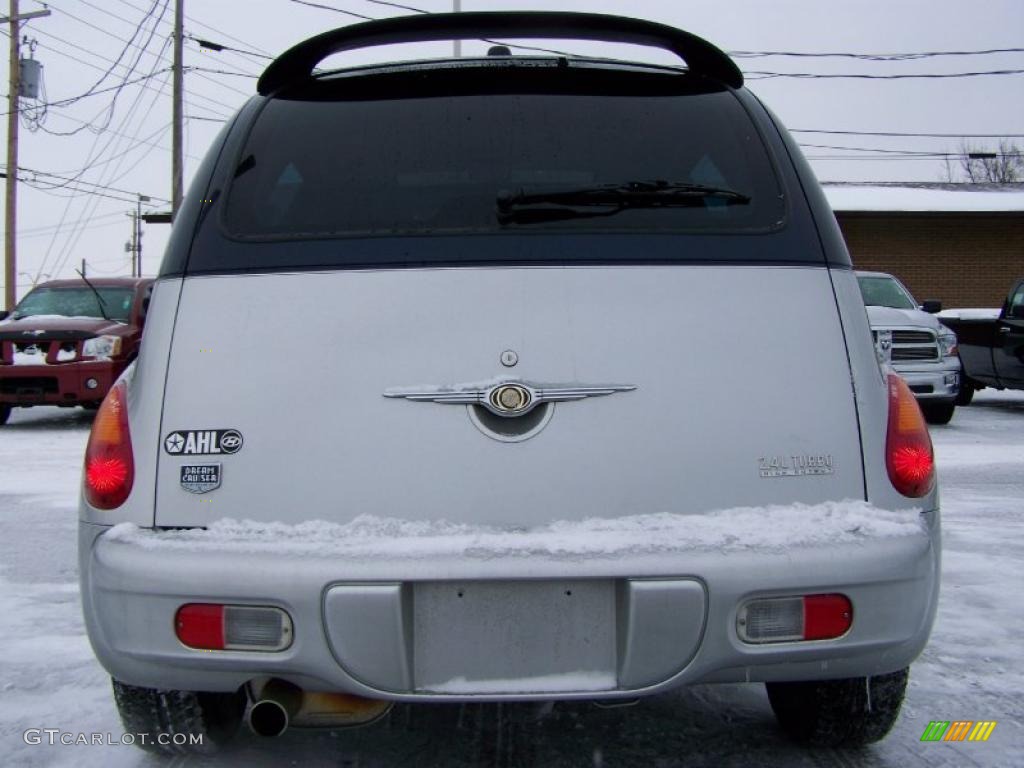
[79,13,939,755]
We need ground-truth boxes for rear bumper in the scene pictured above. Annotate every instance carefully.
[0,360,123,405]
[79,512,940,700]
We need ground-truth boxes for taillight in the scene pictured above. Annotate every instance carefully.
[885,373,935,497]
[175,604,293,651]
[83,380,134,509]
[737,594,853,643]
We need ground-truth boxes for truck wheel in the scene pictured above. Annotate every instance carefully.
[955,382,974,406]
[766,668,908,746]
[921,402,955,425]
[0,404,9,425]
[111,678,246,755]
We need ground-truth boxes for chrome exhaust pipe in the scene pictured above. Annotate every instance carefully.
[247,679,302,738]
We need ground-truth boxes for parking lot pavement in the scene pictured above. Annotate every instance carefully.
[0,393,1021,766]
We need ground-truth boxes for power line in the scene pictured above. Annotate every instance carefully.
[188,66,256,78]
[747,69,1024,80]
[288,0,373,21]
[731,47,1024,60]
[0,67,173,118]
[791,129,1024,138]
[27,33,233,120]
[4,169,163,204]
[38,0,167,135]
[111,0,276,58]
[46,0,254,99]
[40,49,175,278]
[17,166,170,203]
[186,34,273,61]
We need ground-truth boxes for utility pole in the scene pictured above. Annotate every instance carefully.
[3,0,49,311]
[171,0,183,219]
[125,195,149,276]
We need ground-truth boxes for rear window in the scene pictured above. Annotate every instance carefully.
[223,69,784,240]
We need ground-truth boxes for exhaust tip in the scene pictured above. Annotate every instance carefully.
[248,699,290,738]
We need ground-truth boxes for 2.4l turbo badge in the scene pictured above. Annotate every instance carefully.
[180,463,221,494]
[164,429,243,455]
[758,454,834,478]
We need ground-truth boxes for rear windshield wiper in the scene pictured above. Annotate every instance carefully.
[496,179,750,225]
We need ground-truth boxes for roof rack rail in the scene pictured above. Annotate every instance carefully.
[257,11,743,96]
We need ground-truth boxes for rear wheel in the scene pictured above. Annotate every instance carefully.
[766,668,909,747]
[921,401,955,425]
[111,679,246,755]
[0,403,9,425]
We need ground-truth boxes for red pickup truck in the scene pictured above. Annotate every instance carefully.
[0,277,153,424]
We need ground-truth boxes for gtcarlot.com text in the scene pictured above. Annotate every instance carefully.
[23,728,203,747]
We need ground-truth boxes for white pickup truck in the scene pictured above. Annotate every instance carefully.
[857,271,961,424]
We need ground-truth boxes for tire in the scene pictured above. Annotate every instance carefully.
[766,667,909,747]
[955,382,974,406]
[921,401,955,425]
[111,678,246,755]
[0,403,10,425]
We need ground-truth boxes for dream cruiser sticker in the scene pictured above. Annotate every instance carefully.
[180,464,222,494]
[164,429,243,455]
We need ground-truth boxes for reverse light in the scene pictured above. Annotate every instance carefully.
[738,594,853,643]
[83,380,134,509]
[82,334,122,360]
[885,373,935,497]
[176,604,293,651]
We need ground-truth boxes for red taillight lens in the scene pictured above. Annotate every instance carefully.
[175,604,293,651]
[885,373,935,497]
[176,604,225,650]
[803,594,853,640]
[83,380,134,509]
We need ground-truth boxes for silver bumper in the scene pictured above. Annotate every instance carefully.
[79,515,940,700]
[892,359,960,401]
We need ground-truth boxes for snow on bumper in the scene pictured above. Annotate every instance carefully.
[79,502,940,699]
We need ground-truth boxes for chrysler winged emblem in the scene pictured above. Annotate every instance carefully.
[383,379,635,417]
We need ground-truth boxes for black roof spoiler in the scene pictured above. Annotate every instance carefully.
[257,11,743,95]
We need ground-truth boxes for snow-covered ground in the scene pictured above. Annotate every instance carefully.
[1,393,1021,767]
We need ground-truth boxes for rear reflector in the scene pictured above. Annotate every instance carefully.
[885,373,935,497]
[738,594,852,643]
[83,380,134,509]
[176,604,293,651]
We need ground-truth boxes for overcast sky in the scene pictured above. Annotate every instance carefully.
[2,0,1023,300]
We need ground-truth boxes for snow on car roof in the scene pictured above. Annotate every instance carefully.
[823,182,1024,213]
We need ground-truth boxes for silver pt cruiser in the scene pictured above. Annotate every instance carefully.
[78,12,940,755]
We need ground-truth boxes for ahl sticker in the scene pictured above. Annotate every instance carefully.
[180,463,222,494]
[164,429,243,455]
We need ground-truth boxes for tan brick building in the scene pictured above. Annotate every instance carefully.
[824,183,1024,309]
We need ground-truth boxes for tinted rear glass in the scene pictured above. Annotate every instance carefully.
[224,71,783,240]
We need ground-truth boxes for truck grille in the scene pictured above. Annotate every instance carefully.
[887,329,939,362]
[1,340,79,365]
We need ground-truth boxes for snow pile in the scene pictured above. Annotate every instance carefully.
[937,308,1001,321]
[106,500,924,559]
[429,671,617,695]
